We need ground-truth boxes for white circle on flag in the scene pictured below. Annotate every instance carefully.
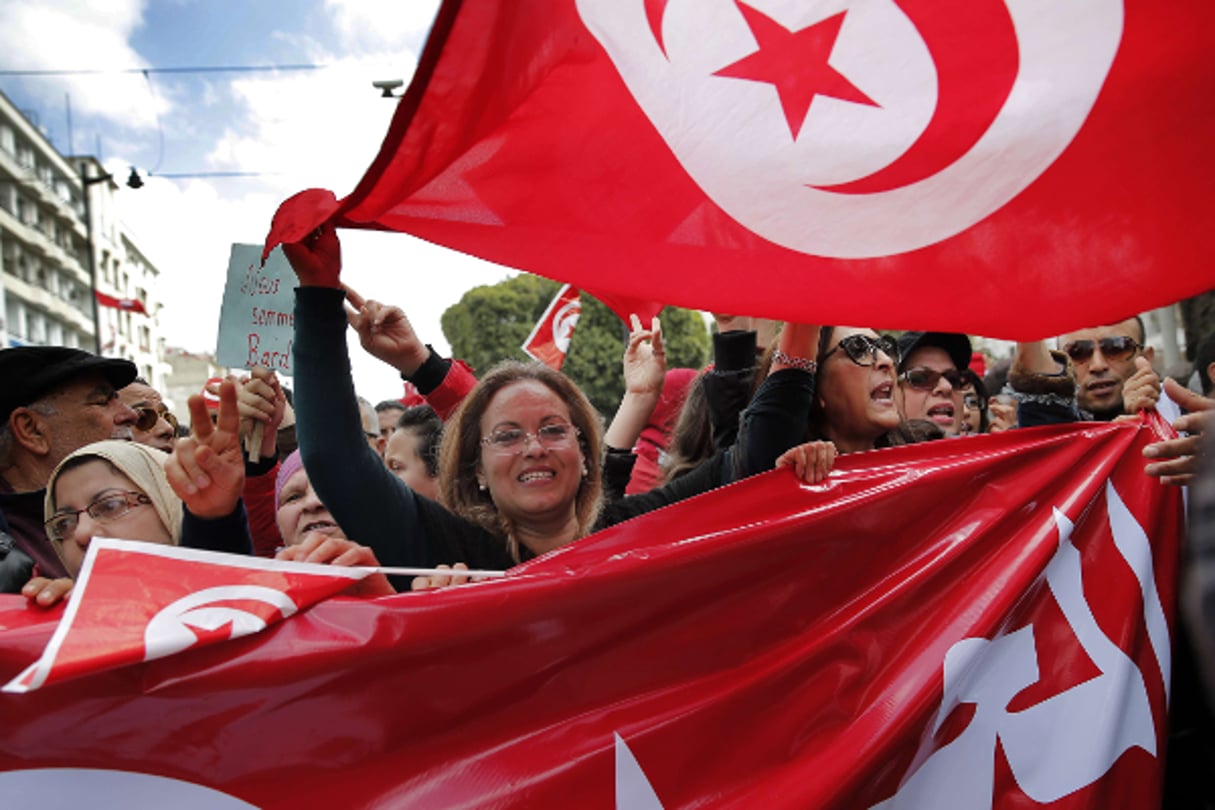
[551,300,582,353]
[143,585,298,661]
[577,0,1124,257]
[0,769,258,809]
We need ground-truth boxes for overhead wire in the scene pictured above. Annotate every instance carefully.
[0,64,329,77]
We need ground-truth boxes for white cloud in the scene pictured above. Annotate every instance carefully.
[0,0,167,128]
[323,0,438,51]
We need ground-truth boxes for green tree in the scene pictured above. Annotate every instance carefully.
[441,275,710,417]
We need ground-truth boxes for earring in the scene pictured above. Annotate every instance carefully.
[581,462,589,477]
[478,481,487,491]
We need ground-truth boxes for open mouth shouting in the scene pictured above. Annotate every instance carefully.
[926,401,956,427]
[870,380,894,408]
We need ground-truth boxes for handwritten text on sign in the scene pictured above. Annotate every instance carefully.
[216,244,298,374]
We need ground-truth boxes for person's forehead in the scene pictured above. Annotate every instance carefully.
[280,467,310,495]
[1060,318,1139,344]
[119,383,161,405]
[46,372,114,403]
[54,458,131,503]
[905,346,954,369]
[386,428,421,455]
[830,326,875,344]
[483,380,571,423]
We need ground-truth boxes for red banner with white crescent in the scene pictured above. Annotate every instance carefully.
[522,283,582,370]
[264,0,1215,336]
[0,417,1184,808]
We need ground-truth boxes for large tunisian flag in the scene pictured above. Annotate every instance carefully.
[0,417,1183,808]
[265,0,1214,337]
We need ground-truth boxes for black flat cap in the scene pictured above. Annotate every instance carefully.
[0,347,137,423]
[896,332,973,372]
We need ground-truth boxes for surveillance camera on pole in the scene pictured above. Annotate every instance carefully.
[372,79,404,98]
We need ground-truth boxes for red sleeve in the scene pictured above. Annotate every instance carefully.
[243,461,283,558]
[426,359,478,421]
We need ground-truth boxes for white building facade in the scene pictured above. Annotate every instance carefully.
[0,89,168,391]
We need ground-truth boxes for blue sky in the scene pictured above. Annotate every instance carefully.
[0,0,514,402]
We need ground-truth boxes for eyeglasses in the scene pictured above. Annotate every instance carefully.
[481,423,581,454]
[962,393,985,411]
[821,334,899,367]
[45,491,153,542]
[1061,336,1141,364]
[134,406,179,433]
[900,367,966,391]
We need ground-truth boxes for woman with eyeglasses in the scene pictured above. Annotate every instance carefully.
[956,368,989,435]
[279,228,826,587]
[119,378,180,453]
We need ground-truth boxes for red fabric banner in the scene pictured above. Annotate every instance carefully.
[265,0,1215,337]
[522,283,582,370]
[94,291,148,315]
[3,539,370,693]
[0,418,1183,807]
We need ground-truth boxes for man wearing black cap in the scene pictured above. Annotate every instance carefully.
[0,346,139,590]
[894,331,973,437]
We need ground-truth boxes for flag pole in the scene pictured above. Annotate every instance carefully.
[364,566,507,579]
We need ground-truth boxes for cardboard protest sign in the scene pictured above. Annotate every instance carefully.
[216,244,297,374]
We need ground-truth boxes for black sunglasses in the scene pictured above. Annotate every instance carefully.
[1061,336,1141,364]
[134,406,179,433]
[900,367,966,391]
[821,334,899,367]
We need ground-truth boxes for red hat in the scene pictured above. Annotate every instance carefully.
[968,351,987,377]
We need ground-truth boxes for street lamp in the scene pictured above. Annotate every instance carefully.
[79,163,140,354]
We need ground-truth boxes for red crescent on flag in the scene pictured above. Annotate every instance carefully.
[646,0,672,57]
[817,0,1020,194]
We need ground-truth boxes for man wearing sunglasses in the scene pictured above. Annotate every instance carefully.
[894,331,974,437]
[1012,316,1166,425]
[0,346,139,590]
[119,377,180,453]
[1058,317,1162,420]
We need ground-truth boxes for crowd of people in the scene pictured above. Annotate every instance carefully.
[0,224,1212,801]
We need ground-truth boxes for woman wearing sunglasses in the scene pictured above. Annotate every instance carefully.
[119,378,180,453]
[894,332,973,437]
[807,327,904,452]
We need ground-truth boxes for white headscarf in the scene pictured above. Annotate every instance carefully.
[44,440,183,546]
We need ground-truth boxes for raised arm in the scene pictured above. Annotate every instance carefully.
[1009,340,1080,427]
[603,315,666,451]
[344,285,476,420]
[732,322,821,478]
